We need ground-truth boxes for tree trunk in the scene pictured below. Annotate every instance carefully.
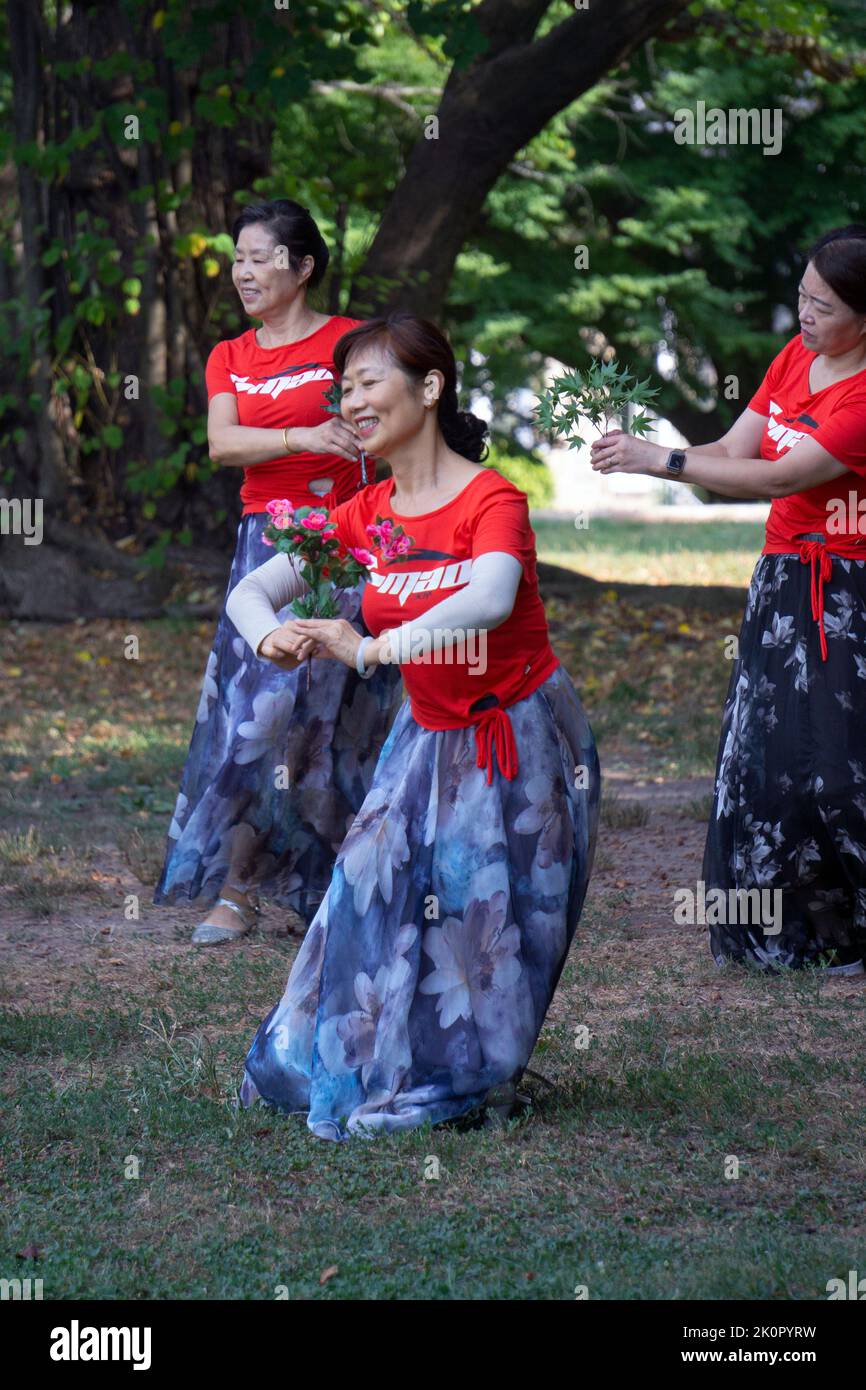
[7,0,68,507]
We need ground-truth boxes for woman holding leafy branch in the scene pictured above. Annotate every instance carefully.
[585,225,866,975]
[225,313,600,1139]
[154,200,400,945]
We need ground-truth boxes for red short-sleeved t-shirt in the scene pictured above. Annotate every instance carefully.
[206,315,362,515]
[749,335,866,548]
[331,468,558,730]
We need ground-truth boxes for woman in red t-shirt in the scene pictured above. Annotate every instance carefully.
[590,224,866,975]
[153,200,400,944]
[224,314,600,1140]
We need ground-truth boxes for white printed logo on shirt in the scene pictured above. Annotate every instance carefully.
[369,558,473,607]
[766,399,807,454]
[230,366,334,399]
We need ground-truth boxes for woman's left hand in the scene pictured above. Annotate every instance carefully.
[292,618,364,669]
[590,431,668,475]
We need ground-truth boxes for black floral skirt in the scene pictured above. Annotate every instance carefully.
[703,548,866,970]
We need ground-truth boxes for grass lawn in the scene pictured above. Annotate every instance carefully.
[1,521,863,1300]
[534,516,767,589]
[2,918,864,1300]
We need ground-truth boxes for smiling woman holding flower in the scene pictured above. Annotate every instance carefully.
[153,199,399,944]
[225,313,600,1139]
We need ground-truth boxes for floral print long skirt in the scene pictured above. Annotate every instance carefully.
[153,513,402,925]
[704,550,866,970]
[239,662,600,1140]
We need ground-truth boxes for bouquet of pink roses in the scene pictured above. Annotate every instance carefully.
[263,499,369,618]
[262,498,414,683]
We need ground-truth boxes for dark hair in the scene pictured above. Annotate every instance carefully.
[333,313,489,463]
[231,199,330,290]
[806,225,866,315]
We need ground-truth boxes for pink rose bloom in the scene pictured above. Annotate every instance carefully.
[367,519,394,544]
[349,546,375,566]
[265,498,293,517]
[381,533,413,563]
[300,512,328,531]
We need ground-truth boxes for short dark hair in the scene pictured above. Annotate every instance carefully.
[807,225,866,315]
[231,199,330,289]
[333,313,489,463]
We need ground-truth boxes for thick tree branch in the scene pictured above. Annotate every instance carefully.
[351,0,693,317]
[472,0,555,55]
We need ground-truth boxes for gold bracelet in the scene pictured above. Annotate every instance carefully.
[282,426,291,453]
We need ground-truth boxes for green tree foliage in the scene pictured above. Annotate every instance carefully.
[451,1,866,444]
[1,0,864,580]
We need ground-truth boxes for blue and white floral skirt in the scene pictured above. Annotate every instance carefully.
[153,512,402,925]
[704,550,866,970]
[239,662,600,1139]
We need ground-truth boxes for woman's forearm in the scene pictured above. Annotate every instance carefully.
[596,430,850,500]
[647,447,800,497]
[666,446,848,499]
[226,553,308,655]
[652,452,781,500]
[209,425,310,469]
[679,439,729,459]
[382,553,522,664]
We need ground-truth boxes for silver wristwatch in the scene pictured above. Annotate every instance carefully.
[666,449,687,476]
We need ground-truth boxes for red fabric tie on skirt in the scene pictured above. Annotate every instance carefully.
[764,533,866,664]
[473,704,519,783]
[403,654,559,785]
[798,540,834,662]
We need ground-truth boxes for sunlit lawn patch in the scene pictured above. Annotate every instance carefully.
[535,516,765,589]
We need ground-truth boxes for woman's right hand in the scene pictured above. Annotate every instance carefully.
[258,621,318,669]
[290,419,363,463]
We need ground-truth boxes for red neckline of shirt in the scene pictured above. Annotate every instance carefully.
[237,315,352,357]
[792,341,866,409]
[386,468,489,521]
